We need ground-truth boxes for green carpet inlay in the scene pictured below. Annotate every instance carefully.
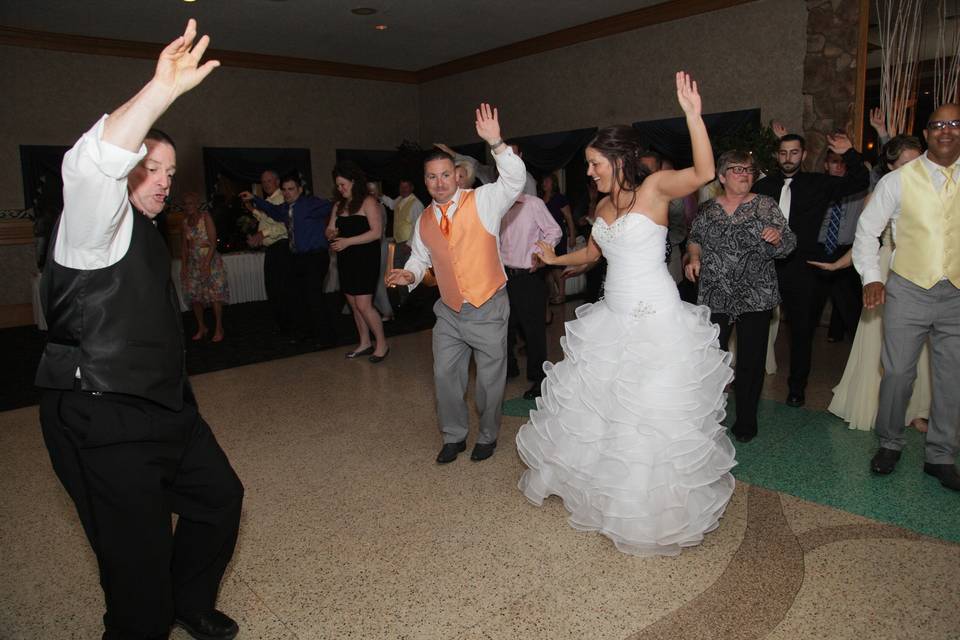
[503,396,959,544]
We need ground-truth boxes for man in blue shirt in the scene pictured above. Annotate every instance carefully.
[242,175,335,346]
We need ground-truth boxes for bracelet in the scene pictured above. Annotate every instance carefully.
[488,138,505,150]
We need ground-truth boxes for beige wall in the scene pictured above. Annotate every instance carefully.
[418,0,806,147]
[0,45,420,305]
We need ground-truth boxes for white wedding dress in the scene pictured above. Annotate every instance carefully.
[516,213,737,557]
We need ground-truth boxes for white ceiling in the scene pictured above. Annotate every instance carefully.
[0,0,665,71]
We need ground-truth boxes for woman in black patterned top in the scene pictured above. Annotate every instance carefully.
[685,150,796,442]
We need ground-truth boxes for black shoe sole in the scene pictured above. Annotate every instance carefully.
[436,442,466,464]
[174,619,239,640]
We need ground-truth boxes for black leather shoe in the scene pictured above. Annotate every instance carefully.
[735,433,755,443]
[523,382,542,400]
[436,441,466,464]
[785,392,805,408]
[471,440,497,461]
[346,345,375,359]
[924,463,960,491]
[175,610,239,640]
[870,447,901,475]
[369,347,390,363]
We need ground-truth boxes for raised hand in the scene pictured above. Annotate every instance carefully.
[154,19,220,101]
[770,121,788,139]
[826,132,853,155]
[433,143,455,156]
[676,71,702,118]
[475,103,502,145]
[869,107,889,138]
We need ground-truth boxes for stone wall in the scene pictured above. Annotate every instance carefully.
[803,0,862,168]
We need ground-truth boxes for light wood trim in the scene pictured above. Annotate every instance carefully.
[852,0,870,149]
[0,26,419,84]
[416,0,759,82]
[0,303,33,328]
[1,0,757,85]
[0,220,34,246]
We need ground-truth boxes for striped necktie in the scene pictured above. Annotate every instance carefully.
[824,201,843,255]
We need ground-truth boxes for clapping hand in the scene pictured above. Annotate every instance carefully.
[238,191,254,202]
[475,103,502,146]
[676,71,702,118]
[154,19,220,101]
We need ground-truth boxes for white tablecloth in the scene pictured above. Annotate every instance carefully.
[172,251,266,311]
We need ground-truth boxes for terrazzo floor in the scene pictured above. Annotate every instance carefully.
[2,303,958,639]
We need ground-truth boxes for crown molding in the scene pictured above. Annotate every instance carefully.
[415,0,758,82]
[0,26,419,84]
[0,0,757,85]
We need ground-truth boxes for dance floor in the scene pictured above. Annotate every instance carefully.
[2,304,958,639]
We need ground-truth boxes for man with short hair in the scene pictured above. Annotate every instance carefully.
[241,174,334,346]
[753,131,869,407]
[499,193,562,399]
[435,141,537,196]
[246,168,294,335]
[387,105,525,464]
[854,104,960,491]
[35,20,243,640]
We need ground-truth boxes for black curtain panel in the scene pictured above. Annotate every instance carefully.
[20,144,69,211]
[202,147,314,197]
[508,127,598,180]
[632,108,761,167]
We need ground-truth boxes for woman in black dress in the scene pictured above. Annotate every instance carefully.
[327,162,389,362]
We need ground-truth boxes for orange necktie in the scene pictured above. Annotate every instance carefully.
[438,201,453,238]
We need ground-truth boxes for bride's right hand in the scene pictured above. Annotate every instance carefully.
[535,240,557,265]
[676,71,701,118]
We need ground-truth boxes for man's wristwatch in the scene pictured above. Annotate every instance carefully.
[488,138,506,151]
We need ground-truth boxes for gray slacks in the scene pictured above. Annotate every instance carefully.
[877,272,960,464]
[432,288,509,445]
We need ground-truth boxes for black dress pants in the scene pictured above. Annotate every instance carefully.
[292,249,334,342]
[264,241,294,334]
[40,389,244,640]
[815,264,862,343]
[777,257,821,395]
[506,268,548,382]
[713,309,773,438]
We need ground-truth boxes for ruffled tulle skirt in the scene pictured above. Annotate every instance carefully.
[516,298,736,557]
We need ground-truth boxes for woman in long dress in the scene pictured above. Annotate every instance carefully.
[814,135,931,431]
[516,73,737,557]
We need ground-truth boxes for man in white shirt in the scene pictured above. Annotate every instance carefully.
[34,21,243,639]
[853,104,960,491]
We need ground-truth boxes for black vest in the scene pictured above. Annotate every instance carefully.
[35,209,187,410]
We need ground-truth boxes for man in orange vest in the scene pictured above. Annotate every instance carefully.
[387,104,526,463]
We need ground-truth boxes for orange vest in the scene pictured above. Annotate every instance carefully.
[420,190,506,311]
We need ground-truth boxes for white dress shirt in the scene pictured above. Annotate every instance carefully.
[853,153,960,285]
[54,115,147,270]
[404,147,526,288]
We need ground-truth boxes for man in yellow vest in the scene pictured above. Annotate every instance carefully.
[853,104,960,491]
[386,104,526,463]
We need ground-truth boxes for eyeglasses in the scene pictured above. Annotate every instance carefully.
[725,166,755,175]
[926,120,960,131]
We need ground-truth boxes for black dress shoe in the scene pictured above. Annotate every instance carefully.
[735,433,755,443]
[523,382,542,400]
[346,345,375,359]
[471,440,497,461]
[175,610,239,640]
[369,347,390,363]
[785,392,805,408]
[436,440,466,464]
[870,447,901,475]
[924,463,960,491]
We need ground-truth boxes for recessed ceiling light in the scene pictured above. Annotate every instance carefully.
[183,0,196,3]
[351,7,377,15]
[374,24,388,30]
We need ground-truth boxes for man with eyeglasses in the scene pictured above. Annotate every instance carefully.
[753,131,869,408]
[853,105,960,491]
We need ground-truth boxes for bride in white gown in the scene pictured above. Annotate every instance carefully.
[516,73,737,557]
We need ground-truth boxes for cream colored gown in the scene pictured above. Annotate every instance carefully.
[828,225,931,430]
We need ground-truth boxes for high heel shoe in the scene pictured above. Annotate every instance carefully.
[369,347,390,363]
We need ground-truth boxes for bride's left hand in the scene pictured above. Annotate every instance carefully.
[676,71,701,118]
[535,240,557,266]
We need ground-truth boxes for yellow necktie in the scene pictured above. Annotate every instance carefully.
[941,167,956,199]
[438,201,453,238]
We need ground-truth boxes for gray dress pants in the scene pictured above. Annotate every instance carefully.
[432,288,509,445]
[877,272,960,464]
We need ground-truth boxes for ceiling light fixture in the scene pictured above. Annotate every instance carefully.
[351,7,377,15]
[375,24,388,30]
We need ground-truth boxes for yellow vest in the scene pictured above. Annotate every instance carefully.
[894,159,960,289]
[393,195,417,244]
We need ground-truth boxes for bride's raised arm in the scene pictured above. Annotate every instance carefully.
[650,72,715,200]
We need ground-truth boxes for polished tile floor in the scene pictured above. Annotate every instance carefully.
[2,304,958,639]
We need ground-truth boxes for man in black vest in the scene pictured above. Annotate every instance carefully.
[35,21,243,640]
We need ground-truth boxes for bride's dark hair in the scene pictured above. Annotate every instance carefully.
[587,125,652,213]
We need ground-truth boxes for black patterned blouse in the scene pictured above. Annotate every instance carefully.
[689,194,796,319]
